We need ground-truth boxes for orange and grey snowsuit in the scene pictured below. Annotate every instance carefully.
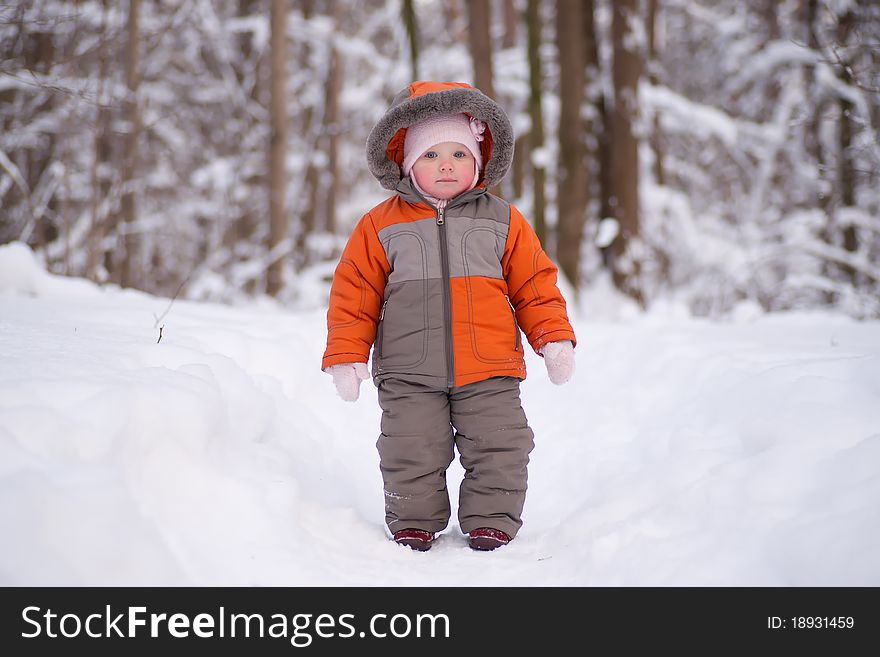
[322,82,576,538]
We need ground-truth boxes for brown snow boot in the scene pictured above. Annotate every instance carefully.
[393,528,435,551]
[468,527,510,551]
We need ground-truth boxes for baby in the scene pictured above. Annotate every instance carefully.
[322,81,576,551]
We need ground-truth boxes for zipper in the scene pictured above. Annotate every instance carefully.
[437,206,455,387]
[505,295,521,352]
[376,299,388,360]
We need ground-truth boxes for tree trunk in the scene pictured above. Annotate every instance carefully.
[87,0,112,281]
[231,0,262,255]
[323,2,344,236]
[119,0,140,289]
[442,0,464,34]
[503,0,526,202]
[267,0,288,297]
[836,10,858,285]
[647,0,664,186]
[526,0,546,248]
[756,0,780,41]
[468,0,495,98]
[294,0,317,270]
[502,0,518,49]
[555,0,588,289]
[583,0,612,269]
[610,0,643,304]
[804,0,833,215]
[27,22,57,255]
[402,0,420,82]
[468,0,500,195]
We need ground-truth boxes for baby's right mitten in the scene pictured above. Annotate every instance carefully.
[324,362,371,401]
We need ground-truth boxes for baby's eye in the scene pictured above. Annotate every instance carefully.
[453,151,468,158]
[423,151,437,159]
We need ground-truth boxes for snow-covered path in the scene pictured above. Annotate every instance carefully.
[1,243,878,586]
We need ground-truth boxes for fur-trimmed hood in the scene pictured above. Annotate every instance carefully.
[366,81,514,191]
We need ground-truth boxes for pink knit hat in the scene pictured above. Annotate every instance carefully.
[402,113,486,176]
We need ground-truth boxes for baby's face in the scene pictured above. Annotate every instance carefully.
[411,141,476,200]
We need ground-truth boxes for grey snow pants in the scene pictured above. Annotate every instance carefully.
[376,376,535,539]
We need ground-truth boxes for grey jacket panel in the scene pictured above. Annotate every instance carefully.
[376,194,511,284]
[444,195,510,281]
[378,218,441,285]
[372,278,446,382]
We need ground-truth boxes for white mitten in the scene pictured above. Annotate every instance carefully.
[325,362,371,401]
[540,340,575,385]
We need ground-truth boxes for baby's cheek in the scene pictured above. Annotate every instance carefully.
[412,167,430,190]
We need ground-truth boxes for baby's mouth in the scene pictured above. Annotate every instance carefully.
[436,178,458,183]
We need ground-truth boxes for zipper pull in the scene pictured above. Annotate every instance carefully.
[505,295,521,352]
[437,208,445,225]
[379,299,388,321]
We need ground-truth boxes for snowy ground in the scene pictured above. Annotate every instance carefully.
[1,241,878,586]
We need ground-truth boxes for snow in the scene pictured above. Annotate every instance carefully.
[1,242,879,586]
[594,217,620,249]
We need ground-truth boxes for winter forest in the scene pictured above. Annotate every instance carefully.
[2,0,879,318]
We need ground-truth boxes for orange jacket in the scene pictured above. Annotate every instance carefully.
[322,82,576,388]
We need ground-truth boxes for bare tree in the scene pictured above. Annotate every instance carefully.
[230,0,264,256]
[836,9,859,283]
[802,0,825,198]
[86,0,113,280]
[582,0,612,269]
[28,11,57,254]
[501,0,527,202]
[647,0,664,186]
[610,0,643,304]
[501,0,518,49]
[526,0,546,247]
[468,0,500,196]
[402,0,420,82]
[0,4,60,257]
[555,0,588,289]
[468,0,495,98]
[323,1,344,236]
[119,0,141,288]
[294,0,318,270]
[267,0,288,297]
